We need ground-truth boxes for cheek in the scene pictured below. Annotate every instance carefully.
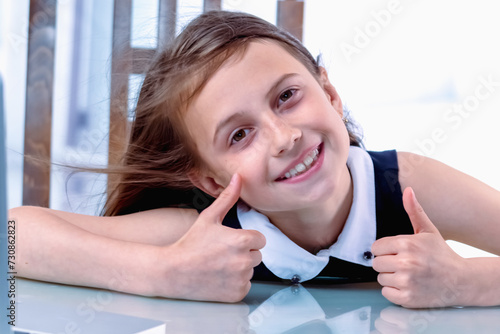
[239,177,268,208]
[229,153,268,194]
[211,156,261,188]
[232,157,265,182]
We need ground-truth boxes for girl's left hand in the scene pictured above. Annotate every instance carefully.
[371,187,467,308]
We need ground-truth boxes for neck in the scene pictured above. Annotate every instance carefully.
[265,166,353,254]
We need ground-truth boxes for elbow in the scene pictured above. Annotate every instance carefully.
[8,205,49,221]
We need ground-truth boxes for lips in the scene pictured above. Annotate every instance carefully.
[275,144,322,181]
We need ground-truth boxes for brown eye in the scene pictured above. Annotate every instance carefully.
[279,89,295,105]
[231,129,249,144]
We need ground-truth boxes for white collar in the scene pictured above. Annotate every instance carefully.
[237,146,377,282]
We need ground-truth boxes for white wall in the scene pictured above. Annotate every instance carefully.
[304,0,500,190]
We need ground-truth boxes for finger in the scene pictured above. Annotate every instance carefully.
[403,187,439,234]
[249,249,263,267]
[372,254,398,273]
[232,229,266,253]
[247,230,266,251]
[380,286,405,306]
[377,272,398,288]
[372,236,402,256]
[201,173,241,224]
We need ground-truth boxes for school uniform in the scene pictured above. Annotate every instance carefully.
[219,146,414,284]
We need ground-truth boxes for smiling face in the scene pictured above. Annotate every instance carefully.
[184,40,351,216]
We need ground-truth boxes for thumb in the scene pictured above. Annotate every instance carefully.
[403,187,439,234]
[201,173,242,225]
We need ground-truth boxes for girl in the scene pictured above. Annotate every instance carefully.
[11,11,500,308]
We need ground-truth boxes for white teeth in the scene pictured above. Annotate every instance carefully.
[295,163,306,173]
[281,147,320,180]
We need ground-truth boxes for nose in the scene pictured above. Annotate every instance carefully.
[268,115,302,156]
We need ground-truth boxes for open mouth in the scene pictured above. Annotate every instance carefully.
[276,144,322,181]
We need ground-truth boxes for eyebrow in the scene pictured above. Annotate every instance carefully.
[265,73,300,101]
[213,73,300,144]
[213,112,247,145]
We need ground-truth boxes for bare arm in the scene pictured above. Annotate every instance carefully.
[397,151,500,255]
[372,152,500,308]
[10,174,265,302]
[22,205,199,246]
[11,205,164,295]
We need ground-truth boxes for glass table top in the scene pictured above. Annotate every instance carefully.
[13,278,500,333]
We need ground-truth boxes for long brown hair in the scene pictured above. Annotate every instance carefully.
[104,10,362,216]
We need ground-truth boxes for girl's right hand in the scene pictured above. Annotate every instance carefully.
[153,174,266,302]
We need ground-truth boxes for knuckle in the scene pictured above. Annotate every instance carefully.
[397,257,414,271]
[235,232,252,246]
[235,231,262,248]
[396,237,415,252]
[398,273,412,289]
[234,258,251,272]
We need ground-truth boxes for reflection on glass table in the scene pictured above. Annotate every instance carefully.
[14,278,500,334]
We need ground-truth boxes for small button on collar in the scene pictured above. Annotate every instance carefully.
[290,274,301,285]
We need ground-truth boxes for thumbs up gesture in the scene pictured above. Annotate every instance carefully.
[157,174,266,303]
[371,187,466,308]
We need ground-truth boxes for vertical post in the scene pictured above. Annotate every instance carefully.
[158,0,177,44]
[22,0,57,207]
[204,0,221,12]
[108,0,132,194]
[277,0,304,42]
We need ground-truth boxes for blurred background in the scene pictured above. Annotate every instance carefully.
[1,0,499,257]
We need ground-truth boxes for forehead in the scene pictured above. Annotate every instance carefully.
[186,40,310,116]
[207,40,307,86]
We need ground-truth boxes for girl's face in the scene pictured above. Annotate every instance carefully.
[185,40,350,214]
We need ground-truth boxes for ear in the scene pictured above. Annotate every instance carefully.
[188,169,226,198]
[319,67,343,117]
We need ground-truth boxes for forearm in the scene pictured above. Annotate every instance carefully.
[10,206,163,296]
[18,205,197,246]
[458,257,500,307]
[7,179,265,303]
